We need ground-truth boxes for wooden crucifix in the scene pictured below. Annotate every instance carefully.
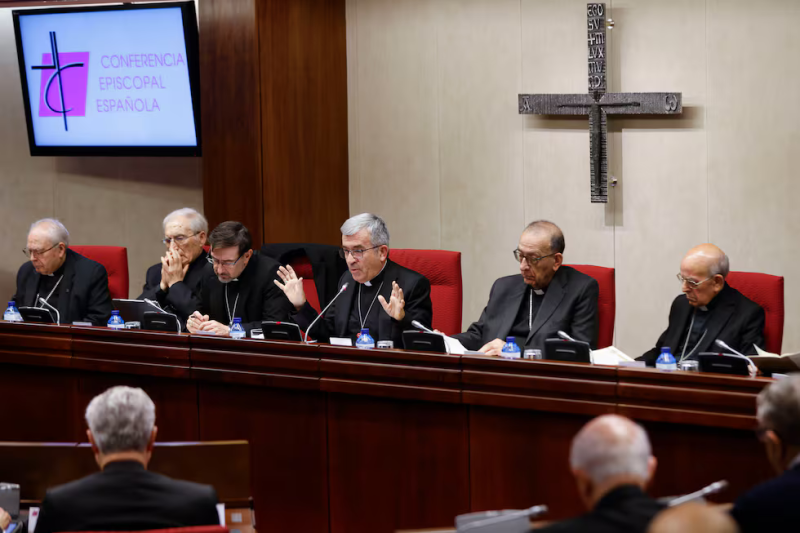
[519,3,682,203]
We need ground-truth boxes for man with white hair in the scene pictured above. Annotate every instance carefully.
[639,244,764,366]
[730,375,800,532]
[12,218,112,325]
[536,414,664,533]
[34,386,219,533]
[139,208,211,323]
[275,213,432,346]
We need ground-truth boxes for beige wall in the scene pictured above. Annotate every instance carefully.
[347,0,800,356]
[0,10,203,303]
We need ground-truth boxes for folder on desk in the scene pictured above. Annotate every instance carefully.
[749,345,800,373]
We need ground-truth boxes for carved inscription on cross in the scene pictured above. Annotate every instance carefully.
[519,3,682,203]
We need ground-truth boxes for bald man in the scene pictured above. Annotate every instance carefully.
[639,244,764,366]
[648,503,739,533]
[535,414,664,533]
[13,218,112,325]
[454,220,598,355]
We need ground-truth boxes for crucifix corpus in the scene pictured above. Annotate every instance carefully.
[519,3,682,203]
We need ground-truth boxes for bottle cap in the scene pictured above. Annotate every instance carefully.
[506,336,515,342]
[361,328,369,335]
[8,301,14,306]
[660,347,671,354]
[233,317,242,323]
[111,310,120,315]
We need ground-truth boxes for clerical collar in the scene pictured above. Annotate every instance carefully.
[363,261,388,287]
[533,288,545,296]
[44,262,66,278]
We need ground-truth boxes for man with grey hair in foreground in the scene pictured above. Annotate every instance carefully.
[139,208,212,324]
[12,218,112,325]
[276,213,432,347]
[648,502,739,533]
[34,386,219,533]
[730,375,800,532]
[535,414,664,533]
[639,243,764,366]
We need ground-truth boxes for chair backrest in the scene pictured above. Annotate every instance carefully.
[61,526,229,533]
[289,255,321,312]
[70,245,129,300]
[566,264,615,349]
[725,271,784,353]
[389,249,462,336]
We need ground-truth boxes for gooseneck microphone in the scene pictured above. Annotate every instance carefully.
[558,330,577,342]
[411,320,436,334]
[38,298,60,326]
[715,339,746,358]
[304,283,349,343]
[668,480,728,507]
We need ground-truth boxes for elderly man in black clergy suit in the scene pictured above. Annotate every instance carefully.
[13,218,112,325]
[187,221,293,336]
[453,220,598,355]
[534,414,664,533]
[138,208,211,324]
[275,213,432,346]
[33,386,219,533]
[730,375,800,533]
[638,243,764,366]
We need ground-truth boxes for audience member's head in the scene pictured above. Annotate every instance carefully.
[85,386,158,469]
[25,218,69,275]
[678,244,729,308]
[569,414,657,510]
[515,220,565,290]
[208,221,254,283]
[648,502,739,533]
[162,208,208,264]
[339,213,390,284]
[755,375,800,474]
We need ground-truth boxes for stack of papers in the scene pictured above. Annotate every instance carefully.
[749,346,800,373]
[589,346,636,366]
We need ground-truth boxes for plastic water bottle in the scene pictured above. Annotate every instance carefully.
[500,336,521,359]
[656,347,677,371]
[356,328,375,349]
[107,310,125,330]
[3,301,22,322]
[230,317,246,339]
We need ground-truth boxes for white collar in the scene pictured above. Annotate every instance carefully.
[533,288,545,296]
[363,261,388,287]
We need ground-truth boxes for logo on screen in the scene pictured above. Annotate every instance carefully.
[32,32,89,131]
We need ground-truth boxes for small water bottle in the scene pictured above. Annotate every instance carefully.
[500,337,521,359]
[656,347,677,371]
[3,301,22,322]
[107,310,125,330]
[356,328,375,349]
[230,317,246,339]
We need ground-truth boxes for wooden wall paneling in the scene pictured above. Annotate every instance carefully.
[198,383,329,533]
[259,0,350,245]
[200,0,264,244]
[327,394,470,533]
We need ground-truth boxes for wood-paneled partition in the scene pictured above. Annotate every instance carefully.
[200,0,349,246]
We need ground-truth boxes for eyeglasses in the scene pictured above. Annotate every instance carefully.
[23,243,59,258]
[676,273,712,288]
[340,245,381,260]
[162,233,198,246]
[513,249,556,264]
[207,253,244,268]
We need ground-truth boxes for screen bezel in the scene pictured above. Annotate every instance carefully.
[12,1,202,157]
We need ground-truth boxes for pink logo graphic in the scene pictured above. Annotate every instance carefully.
[33,32,89,131]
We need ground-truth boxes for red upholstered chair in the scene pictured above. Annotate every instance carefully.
[389,249,462,336]
[290,255,321,312]
[70,245,129,300]
[566,264,615,349]
[725,271,784,353]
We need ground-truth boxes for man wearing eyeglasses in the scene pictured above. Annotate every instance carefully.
[138,208,211,323]
[13,218,112,325]
[453,220,598,355]
[639,244,764,366]
[187,221,293,336]
[274,213,432,346]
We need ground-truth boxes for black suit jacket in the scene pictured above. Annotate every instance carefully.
[197,251,294,334]
[292,259,432,346]
[533,485,664,533]
[731,462,800,533]
[33,460,219,533]
[13,249,112,326]
[454,265,599,351]
[138,250,211,323]
[639,283,765,366]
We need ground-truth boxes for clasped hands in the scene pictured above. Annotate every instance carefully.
[274,265,408,321]
[186,311,230,336]
[159,242,190,291]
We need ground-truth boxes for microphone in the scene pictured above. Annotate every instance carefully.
[558,330,577,342]
[456,504,548,531]
[411,320,436,334]
[715,339,746,358]
[667,480,728,507]
[304,283,349,343]
[144,298,181,334]
[714,339,756,373]
[38,298,60,326]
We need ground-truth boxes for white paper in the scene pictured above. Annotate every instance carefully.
[590,346,634,366]
[216,503,226,526]
[330,337,353,347]
[754,345,800,358]
[27,507,39,533]
[443,335,468,355]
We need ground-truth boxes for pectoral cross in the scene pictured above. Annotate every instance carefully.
[519,3,682,203]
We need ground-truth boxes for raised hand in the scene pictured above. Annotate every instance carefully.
[378,281,406,321]
[274,265,307,310]
[162,245,187,288]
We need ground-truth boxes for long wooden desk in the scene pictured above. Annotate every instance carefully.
[0,322,774,533]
